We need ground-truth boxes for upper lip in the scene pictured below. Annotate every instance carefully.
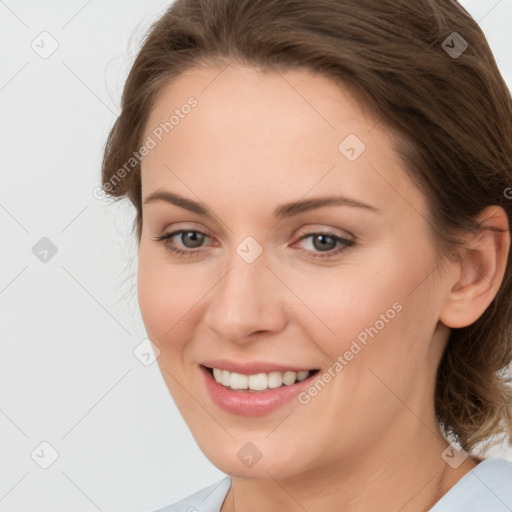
[201,359,317,375]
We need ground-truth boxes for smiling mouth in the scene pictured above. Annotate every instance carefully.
[202,365,320,392]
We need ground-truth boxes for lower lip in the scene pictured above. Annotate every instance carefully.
[200,365,317,417]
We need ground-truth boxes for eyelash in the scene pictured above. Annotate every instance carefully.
[153,230,355,260]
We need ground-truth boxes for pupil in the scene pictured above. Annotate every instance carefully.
[313,234,336,252]
[182,231,204,248]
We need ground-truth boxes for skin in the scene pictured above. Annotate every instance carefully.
[136,63,509,511]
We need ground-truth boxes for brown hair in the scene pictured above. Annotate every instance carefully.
[101,0,512,452]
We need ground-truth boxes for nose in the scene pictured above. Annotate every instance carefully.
[202,246,288,344]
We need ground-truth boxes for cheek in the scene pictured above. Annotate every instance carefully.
[283,261,437,447]
[137,246,200,347]
[282,263,403,351]
[284,249,437,373]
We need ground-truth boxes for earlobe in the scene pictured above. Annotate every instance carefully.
[439,206,510,329]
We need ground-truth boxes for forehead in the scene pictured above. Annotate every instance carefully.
[144,63,379,156]
[140,63,425,219]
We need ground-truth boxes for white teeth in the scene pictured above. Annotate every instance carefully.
[248,373,267,390]
[221,370,231,387]
[267,371,283,388]
[210,367,313,391]
[213,368,222,382]
[282,371,297,385]
[230,372,248,390]
[296,370,309,381]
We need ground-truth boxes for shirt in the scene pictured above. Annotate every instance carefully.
[153,456,512,512]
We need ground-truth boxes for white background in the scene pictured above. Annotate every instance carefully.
[1,1,511,511]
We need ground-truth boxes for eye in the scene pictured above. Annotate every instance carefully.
[153,229,355,260]
[295,232,354,260]
[153,229,210,257]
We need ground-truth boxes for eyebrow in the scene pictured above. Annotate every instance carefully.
[143,190,380,219]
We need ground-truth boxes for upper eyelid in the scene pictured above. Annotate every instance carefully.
[296,226,354,240]
[162,221,353,238]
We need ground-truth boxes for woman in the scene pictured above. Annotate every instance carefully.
[101,0,512,510]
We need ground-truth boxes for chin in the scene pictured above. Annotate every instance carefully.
[194,434,313,480]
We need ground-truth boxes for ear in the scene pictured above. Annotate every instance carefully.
[439,206,510,329]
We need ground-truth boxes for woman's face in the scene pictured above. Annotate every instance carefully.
[137,63,454,478]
